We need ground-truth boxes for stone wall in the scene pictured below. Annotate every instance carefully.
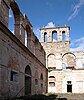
[0,0,47,98]
[40,26,84,93]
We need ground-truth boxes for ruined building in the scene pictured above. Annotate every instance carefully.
[40,26,84,93]
[0,0,47,98]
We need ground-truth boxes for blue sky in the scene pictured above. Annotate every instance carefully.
[9,0,84,51]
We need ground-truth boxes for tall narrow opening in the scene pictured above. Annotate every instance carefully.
[52,31,57,42]
[25,30,28,47]
[25,65,31,95]
[62,31,66,41]
[8,8,14,34]
[67,81,72,93]
[44,32,47,42]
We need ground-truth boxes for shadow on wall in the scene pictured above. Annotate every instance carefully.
[16,94,67,100]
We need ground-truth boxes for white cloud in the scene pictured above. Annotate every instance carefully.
[44,22,55,28]
[9,14,12,18]
[70,37,84,51]
[9,9,13,18]
[68,0,84,21]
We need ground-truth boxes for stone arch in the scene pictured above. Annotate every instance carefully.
[25,65,31,95]
[47,54,56,69]
[48,76,56,81]
[52,30,57,42]
[62,52,76,69]
[25,24,32,47]
[10,0,20,37]
[22,14,33,47]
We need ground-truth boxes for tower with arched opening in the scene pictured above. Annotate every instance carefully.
[40,25,84,94]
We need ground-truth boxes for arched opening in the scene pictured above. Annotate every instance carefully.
[62,31,66,41]
[48,76,56,81]
[44,32,47,42]
[25,24,32,47]
[9,1,20,37]
[62,53,76,69]
[8,8,14,34]
[49,82,55,87]
[25,65,31,95]
[25,30,28,47]
[52,31,57,42]
[48,76,56,87]
[47,54,56,69]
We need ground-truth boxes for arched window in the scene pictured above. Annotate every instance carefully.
[25,30,28,47]
[47,54,56,69]
[8,8,14,34]
[8,1,20,37]
[44,32,47,42]
[25,65,31,75]
[62,53,76,69]
[52,31,57,42]
[48,76,56,87]
[49,76,55,78]
[62,31,66,41]
[48,76,56,81]
[49,82,55,87]
[25,65,31,95]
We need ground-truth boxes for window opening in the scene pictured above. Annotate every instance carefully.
[44,32,47,42]
[10,71,18,82]
[35,79,38,85]
[62,31,66,41]
[52,31,57,42]
[49,82,55,87]
[25,30,28,47]
[8,9,14,34]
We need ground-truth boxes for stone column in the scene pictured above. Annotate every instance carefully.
[58,30,62,41]
[66,30,69,41]
[41,31,44,42]
[20,24,25,44]
[48,31,52,42]
[0,0,10,27]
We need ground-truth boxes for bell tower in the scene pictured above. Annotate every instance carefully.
[40,25,70,52]
[40,25,70,69]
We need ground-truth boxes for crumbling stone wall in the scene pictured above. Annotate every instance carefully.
[40,26,84,93]
[0,0,47,98]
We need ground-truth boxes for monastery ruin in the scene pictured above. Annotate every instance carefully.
[0,0,84,99]
[40,26,84,93]
[0,0,47,98]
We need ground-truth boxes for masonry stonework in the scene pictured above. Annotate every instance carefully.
[0,0,47,98]
[40,26,84,93]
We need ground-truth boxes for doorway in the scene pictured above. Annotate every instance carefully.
[25,65,31,95]
[67,81,72,93]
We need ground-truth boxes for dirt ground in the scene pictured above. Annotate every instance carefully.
[56,93,84,100]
